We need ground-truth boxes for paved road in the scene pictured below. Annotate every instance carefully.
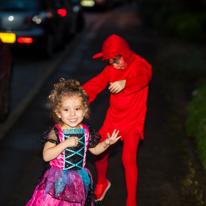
[0,2,206,206]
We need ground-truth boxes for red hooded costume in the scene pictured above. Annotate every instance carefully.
[83,34,152,141]
[82,34,152,205]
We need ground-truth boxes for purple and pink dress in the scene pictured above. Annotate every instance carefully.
[26,124,101,206]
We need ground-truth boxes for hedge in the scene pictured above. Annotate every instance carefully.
[185,85,206,171]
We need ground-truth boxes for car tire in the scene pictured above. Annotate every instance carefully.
[0,71,11,122]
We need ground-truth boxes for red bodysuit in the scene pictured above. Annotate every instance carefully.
[82,34,152,205]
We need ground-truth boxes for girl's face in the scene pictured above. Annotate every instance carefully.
[56,96,85,129]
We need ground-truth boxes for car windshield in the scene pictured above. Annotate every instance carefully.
[0,0,45,11]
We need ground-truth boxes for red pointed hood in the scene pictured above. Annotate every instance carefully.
[93,34,134,64]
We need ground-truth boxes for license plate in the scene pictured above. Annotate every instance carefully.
[0,33,16,43]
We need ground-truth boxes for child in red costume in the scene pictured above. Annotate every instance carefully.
[82,34,152,206]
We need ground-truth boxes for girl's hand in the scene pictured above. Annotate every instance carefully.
[108,80,126,94]
[104,129,121,148]
[65,136,79,147]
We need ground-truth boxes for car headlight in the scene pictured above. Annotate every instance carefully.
[32,12,53,24]
[81,0,95,7]
[73,5,80,13]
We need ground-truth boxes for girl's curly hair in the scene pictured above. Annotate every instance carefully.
[47,78,90,123]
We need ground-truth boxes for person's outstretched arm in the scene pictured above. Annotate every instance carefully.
[89,129,121,155]
[82,66,110,103]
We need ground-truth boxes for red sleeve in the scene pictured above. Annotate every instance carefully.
[123,62,152,96]
[82,66,111,103]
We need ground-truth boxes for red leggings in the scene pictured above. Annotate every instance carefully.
[95,133,140,204]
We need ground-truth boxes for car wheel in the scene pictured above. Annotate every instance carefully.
[0,73,11,122]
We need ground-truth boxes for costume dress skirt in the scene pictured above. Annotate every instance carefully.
[26,124,101,206]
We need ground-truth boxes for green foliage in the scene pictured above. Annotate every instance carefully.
[185,85,206,135]
[169,13,204,42]
[153,5,180,34]
[185,85,206,170]
[196,125,206,170]
[138,0,206,42]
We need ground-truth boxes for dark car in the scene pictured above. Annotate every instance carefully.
[0,39,13,122]
[80,0,124,10]
[0,0,74,57]
[80,0,110,10]
[55,0,85,40]
[70,0,85,34]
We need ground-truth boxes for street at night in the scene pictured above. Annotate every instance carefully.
[0,1,206,206]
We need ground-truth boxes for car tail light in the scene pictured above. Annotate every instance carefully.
[57,9,67,17]
[47,12,53,18]
[18,37,33,44]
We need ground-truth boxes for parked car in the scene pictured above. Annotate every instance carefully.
[80,0,110,10]
[0,39,13,122]
[0,0,75,57]
[80,0,125,10]
[55,0,85,40]
[70,0,85,34]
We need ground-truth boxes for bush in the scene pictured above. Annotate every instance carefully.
[169,12,204,42]
[153,6,180,34]
[138,0,206,42]
[185,85,206,171]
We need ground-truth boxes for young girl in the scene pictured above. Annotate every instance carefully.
[26,78,121,206]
